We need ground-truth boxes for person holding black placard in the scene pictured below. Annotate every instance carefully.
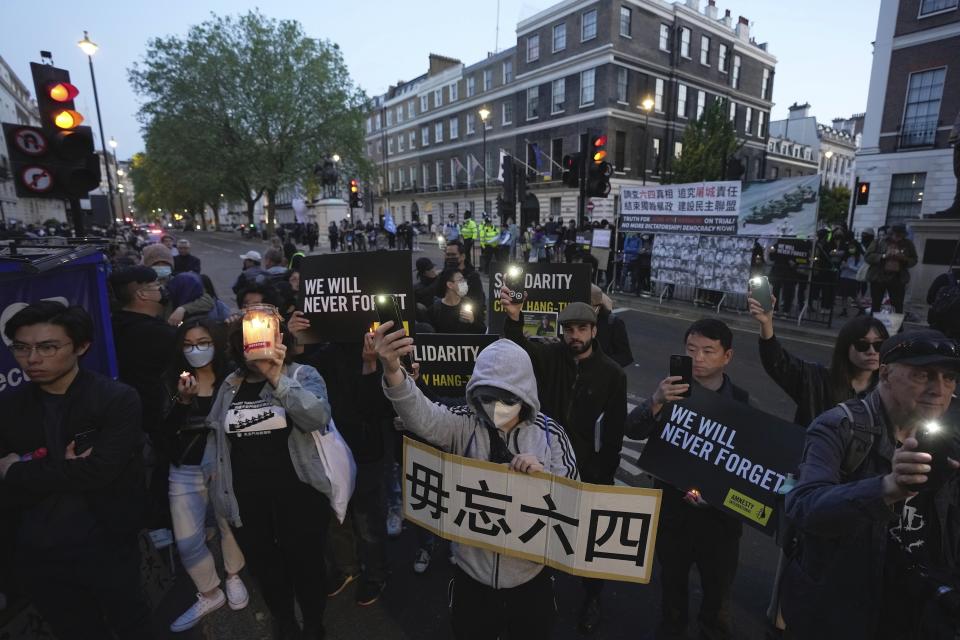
[625,318,749,640]
[427,268,487,334]
[499,290,626,636]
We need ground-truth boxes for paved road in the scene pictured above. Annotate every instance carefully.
[154,230,831,639]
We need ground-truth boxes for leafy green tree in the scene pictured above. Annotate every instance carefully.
[669,98,742,183]
[817,184,852,227]
[129,10,370,231]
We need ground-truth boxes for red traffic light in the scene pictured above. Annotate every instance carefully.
[592,134,607,147]
[48,82,79,102]
[349,179,359,193]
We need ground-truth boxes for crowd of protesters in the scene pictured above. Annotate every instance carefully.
[0,216,958,640]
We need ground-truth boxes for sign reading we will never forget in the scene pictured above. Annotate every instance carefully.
[403,437,663,583]
[297,251,415,343]
[638,389,805,534]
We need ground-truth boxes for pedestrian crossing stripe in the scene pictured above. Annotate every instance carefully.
[722,488,773,526]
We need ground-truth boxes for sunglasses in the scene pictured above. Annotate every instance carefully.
[883,339,959,360]
[853,340,884,353]
[476,394,522,406]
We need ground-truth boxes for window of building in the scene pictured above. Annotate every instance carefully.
[397,135,405,152]
[761,68,771,100]
[757,111,766,137]
[677,84,687,118]
[434,88,443,108]
[550,197,561,217]
[582,8,597,40]
[527,87,539,120]
[389,169,395,191]
[902,67,946,147]
[553,23,566,52]
[398,106,405,124]
[466,112,476,135]
[718,44,728,73]
[655,78,665,112]
[580,68,596,106]
[409,131,416,149]
[674,141,683,159]
[483,69,493,91]
[387,138,394,154]
[407,100,415,119]
[617,68,628,103]
[700,36,710,65]
[409,166,416,186]
[366,118,372,134]
[466,76,476,97]
[421,125,430,146]
[680,28,691,58]
[744,107,753,136]
[615,130,626,171]
[420,95,429,112]
[450,117,459,139]
[435,160,443,189]
[732,55,741,89]
[503,101,513,125]
[729,100,736,122]
[552,78,565,113]
[527,34,540,62]
[659,24,671,51]
[920,0,958,15]
[887,173,926,226]
[652,137,662,174]
[422,163,429,190]
[695,91,706,118]
[620,7,632,37]
[386,110,393,127]
[449,82,459,102]
[450,159,458,186]
[503,60,513,83]
[434,122,443,143]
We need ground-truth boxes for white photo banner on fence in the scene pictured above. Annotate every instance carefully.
[402,437,663,584]
[621,180,742,235]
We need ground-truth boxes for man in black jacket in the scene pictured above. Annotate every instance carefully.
[499,291,626,635]
[0,302,153,639]
[445,240,486,320]
[591,285,633,367]
[625,318,748,640]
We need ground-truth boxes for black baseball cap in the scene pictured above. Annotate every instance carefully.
[880,330,960,370]
[110,265,158,287]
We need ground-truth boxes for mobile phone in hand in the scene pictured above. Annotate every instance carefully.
[669,355,693,398]
[73,429,98,456]
[375,294,413,372]
[504,265,525,303]
[749,276,773,312]
[913,421,958,491]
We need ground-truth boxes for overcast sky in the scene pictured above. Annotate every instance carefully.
[1,0,880,159]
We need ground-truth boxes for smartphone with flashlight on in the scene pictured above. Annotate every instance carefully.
[504,265,526,303]
[669,355,693,398]
[913,421,958,491]
[749,275,774,313]
[375,294,413,372]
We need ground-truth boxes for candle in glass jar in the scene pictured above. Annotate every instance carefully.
[242,305,278,361]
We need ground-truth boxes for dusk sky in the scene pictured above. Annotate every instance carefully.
[2,0,881,159]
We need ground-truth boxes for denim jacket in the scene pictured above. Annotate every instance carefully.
[203,363,332,528]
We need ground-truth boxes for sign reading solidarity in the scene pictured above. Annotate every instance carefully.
[297,250,415,343]
[414,333,498,400]
[487,262,592,335]
[637,389,805,534]
[403,437,663,584]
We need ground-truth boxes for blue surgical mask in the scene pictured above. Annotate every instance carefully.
[153,265,172,280]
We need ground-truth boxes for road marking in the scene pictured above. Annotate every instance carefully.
[619,456,643,477]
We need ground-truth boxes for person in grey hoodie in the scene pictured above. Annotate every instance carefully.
[374,322,578,640]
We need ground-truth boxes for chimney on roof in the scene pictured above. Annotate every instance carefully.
[685,0,701,11]
[722,9,733,27]
[736,15,750,40]
[788,102,811,119]
[705,0,719,19]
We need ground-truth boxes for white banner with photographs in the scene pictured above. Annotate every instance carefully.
[402,438,663,584]
[652,235,756,294]
[620,181,742,235]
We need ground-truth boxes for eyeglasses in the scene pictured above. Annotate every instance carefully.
[183,342,213,352]
[884,339,959,361]
[853,340,884,353]
[10,341,72,358]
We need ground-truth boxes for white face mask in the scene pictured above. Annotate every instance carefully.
[456,281,469,297]
[483,400,522,430]
[183,347,215,368]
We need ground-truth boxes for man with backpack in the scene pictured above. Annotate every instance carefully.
[782,330,960,639]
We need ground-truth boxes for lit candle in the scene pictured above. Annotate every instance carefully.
[242,304,279,361]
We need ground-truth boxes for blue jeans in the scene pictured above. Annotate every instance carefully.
[168,464,245,593]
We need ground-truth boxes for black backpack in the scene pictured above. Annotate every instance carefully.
[836,398,883,477]
[928,272,960,336]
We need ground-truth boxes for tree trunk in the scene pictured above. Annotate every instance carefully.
[245,198,256,226]
[209,201,222,229]
[266,188,277,236]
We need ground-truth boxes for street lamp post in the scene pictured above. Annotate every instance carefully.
[478,107,490,216]
[77,31,115,225]
[640,97,655,186]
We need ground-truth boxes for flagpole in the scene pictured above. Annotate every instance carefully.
[523,138,565,172]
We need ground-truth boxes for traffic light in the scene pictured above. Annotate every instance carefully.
[856,181,870,205]
[586,132,612,198]
[3,62,101,200]
[349,178,363,208]
[562,153,582,188]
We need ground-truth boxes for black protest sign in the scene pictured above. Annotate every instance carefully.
[414,333,498,400]
[637,389,805,534]
[297,251,414,343]
[487,262,592,334]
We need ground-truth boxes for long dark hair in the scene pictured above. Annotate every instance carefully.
[828,315,889,403]
[166,317,231,391]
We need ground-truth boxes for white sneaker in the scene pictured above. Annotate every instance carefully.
[224,575,249,611]
[386,507,403,538]
[413,547,431,574]
[170,589,226,633]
